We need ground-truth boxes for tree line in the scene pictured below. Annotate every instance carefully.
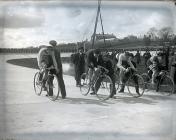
[0,26,176,54]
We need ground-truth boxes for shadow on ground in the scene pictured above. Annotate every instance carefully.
[55,97,109,106]
[6,58,74,76]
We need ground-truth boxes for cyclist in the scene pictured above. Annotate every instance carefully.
[116,51,138,93]
[85,49,103,94]
[37,40,66,99]
[86,49,116,97]
[147,52,166,85]
[95,55,116,98]
[37,46,59,94]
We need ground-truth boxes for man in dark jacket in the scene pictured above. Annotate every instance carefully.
[72,47,86,86]
[49,40,66,99]
[143,50,151,68]
[135,50,141,64]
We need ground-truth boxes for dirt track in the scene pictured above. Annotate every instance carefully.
[0,54,176,140]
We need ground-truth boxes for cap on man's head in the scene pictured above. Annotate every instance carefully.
[49,40,57,46]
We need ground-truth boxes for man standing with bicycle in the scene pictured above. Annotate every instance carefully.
[37,40,66,99]
[116,52,138,93]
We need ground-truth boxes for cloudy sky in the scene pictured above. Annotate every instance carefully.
[0,0,176,48]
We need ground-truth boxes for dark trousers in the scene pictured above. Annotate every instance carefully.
[75,67,84,85]
[57,72,66,98]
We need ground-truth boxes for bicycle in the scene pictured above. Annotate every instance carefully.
[80,65,113,101]
[141,69,174,96]
[33,66,60,101]
[115,67,145,98]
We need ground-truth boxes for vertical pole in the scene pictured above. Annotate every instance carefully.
[92,0,101,49]
[100,10,106,47]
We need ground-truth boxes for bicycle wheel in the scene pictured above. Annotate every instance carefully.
[95,75,113,101]
[127,74,145,98]
[80,73,90,96]
[141,73,150,90]
[157,75,174,96]
[47,74,60,101]
[34,72,42,96]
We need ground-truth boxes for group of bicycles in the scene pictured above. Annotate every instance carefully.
[33,65,175,101]
[79,65,175,101]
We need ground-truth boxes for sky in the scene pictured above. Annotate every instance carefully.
[0,0,176,48]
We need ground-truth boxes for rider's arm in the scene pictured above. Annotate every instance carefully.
[117,54,126,71]
[37,49,43,69]
[128,58,135,70]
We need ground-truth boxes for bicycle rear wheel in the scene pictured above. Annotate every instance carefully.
[95,75,113,101]
[47,74,60,101]
[157,75,174,96]
[34,72,42,96]
[127,74,145,98]
[80,73,90,96]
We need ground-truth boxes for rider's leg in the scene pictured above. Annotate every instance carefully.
[151,69,157,84]
[94,76,103,94]
[90,68,101,95]
[42,69,48,90]
[132,74,140,94]
[47,70,54,96]
[109,73,116,97]
[39,71,43,82]
[119,69,126,92]
[88,67,94,84]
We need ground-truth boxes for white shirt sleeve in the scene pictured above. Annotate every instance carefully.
[117,54,126,71]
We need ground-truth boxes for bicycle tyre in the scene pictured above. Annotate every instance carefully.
[127,74,145,98]
[34,72,42,96]
[95,75,113,101]
[80,73,90,96]
[157,75,174,96]
[47,74,60,101]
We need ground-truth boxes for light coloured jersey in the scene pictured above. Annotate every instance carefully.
[37,47,58,70]
[116,53,135,71]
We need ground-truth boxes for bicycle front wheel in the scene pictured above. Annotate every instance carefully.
[47,74,60,101]
[34,72,42,96]
[95,75,113,101]
[157,75,174,96]
[80,73,90,96]
[127,74,145,98]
